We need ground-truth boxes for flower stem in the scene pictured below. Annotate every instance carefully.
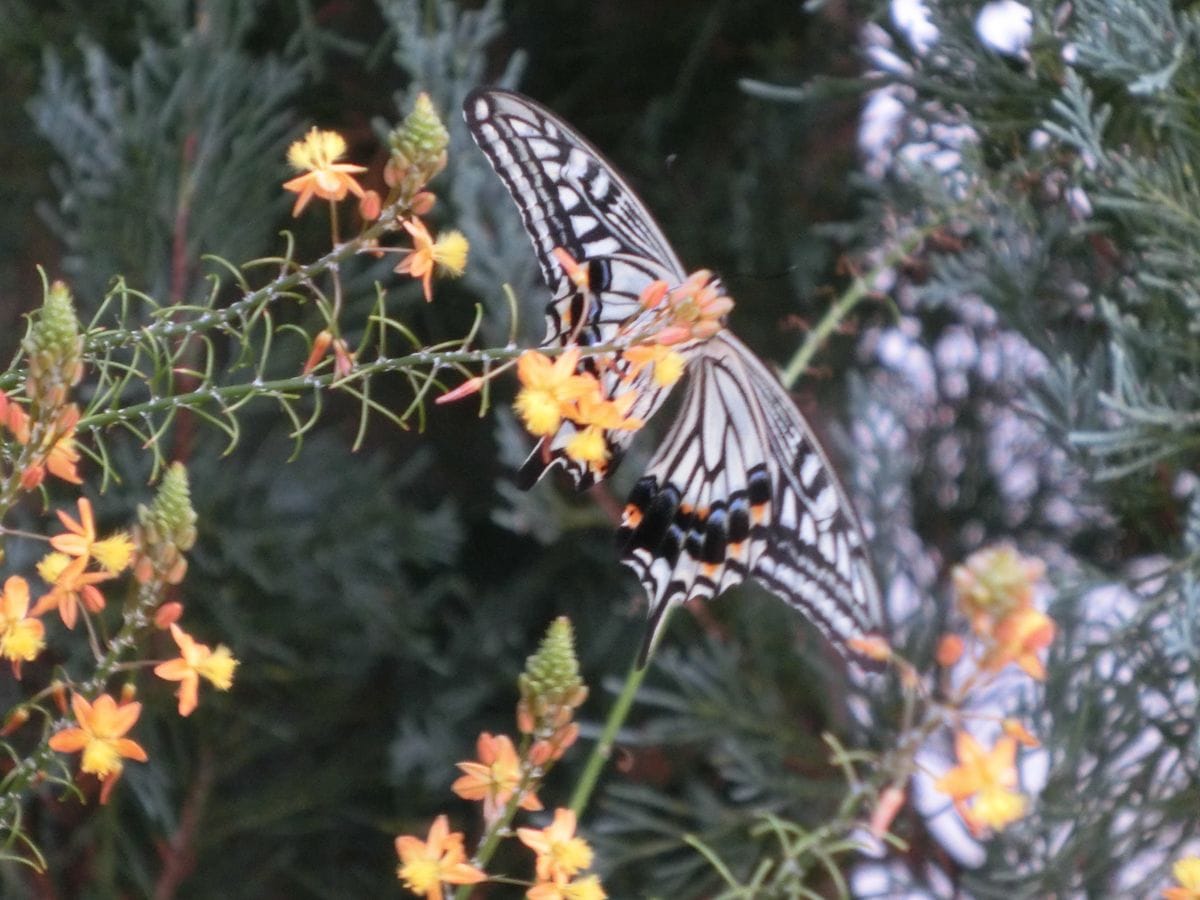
[779,228,929,390]
[568,653,651,817]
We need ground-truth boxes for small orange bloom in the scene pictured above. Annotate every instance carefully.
[48,692,148,804]
[935,633,965,667]
[452,732,541,821]
[623,344,685,388]
[847,634,893,663]
[45,405,83,484]
[934,732,1026,835]
[154,624,238,716]
[0,576,45,676]
[50,497,97,560]
[985,607,1056,679]
[282,128,367,217]
[30,555,112,629]
[1165,856,1200,900]
[652,270,733,345]
[552,248,590,292]
[517,808,594,884]
[395,814,486,900]
[395,219,469,302]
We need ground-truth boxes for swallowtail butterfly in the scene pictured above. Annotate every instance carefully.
[465,88,884,664]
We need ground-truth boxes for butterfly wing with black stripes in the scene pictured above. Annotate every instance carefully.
[464,88,885,663]
[465,87,693,490]
[617,332,884,662]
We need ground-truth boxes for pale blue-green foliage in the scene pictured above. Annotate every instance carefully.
[380,0,544,345]
[29,3,303,304]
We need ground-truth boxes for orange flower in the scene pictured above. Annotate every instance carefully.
[985,607,1056,679]
[395,814,486,900]
[49,497,133,574]
[552,248,590,292]
[395,219,469,302]
[564,390,643,471]
[517,808,594,884]
[452,732,541,821]
[45,405,83,484]
[30,554,112,629]
[282,128,367,217]
[0,391,30,442]
[527,875,607,900]
[0,576,45,676]
[154,624,238,716]
[513,349,595,438]
[48,692,148,804]
[623,344,685,388]
[1165,856,1200,900]
[934,732,1026,835]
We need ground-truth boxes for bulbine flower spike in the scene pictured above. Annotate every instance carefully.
[283,128,368,217]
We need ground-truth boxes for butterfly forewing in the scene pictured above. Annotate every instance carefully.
[465,88,690,487]
[464,88,885,663]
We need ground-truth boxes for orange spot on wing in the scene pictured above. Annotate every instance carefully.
[701,562,719,578]
[751,503,769,524]
[623,504,643,528]
[728,541,745,557]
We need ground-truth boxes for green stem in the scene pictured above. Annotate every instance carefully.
[568,654,651,817]
[779,229,929,390]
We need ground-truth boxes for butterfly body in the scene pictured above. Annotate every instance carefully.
[464,88,884,663]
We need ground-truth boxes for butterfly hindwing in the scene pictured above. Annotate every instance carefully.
[465,88,885,663]
[618,333,883,661]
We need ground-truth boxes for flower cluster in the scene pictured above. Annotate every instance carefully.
[929,544,1054,836]
[395,617,604,900]
[498,250,733,477]
[0,285,240,820]
[855,544,1054,844]
[283,94,469,380]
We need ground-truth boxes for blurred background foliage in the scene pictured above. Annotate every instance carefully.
[0,0,1197,897]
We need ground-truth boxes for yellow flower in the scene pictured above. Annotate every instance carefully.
[451,732,541,821]
[934,732,1026,835]
[0,576,45,675]
[1165,856,1200,900]
[528,874,607,900]
[517,808,594,884]
[282,128,368,216]
[153,624,238,717]
[37,551,72,585]
[395,219,470,301]
[92,533,135,574]
[48,692,148,804]
[565,427,609,468]
[395,814,486,900]
[513,349,595,438]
